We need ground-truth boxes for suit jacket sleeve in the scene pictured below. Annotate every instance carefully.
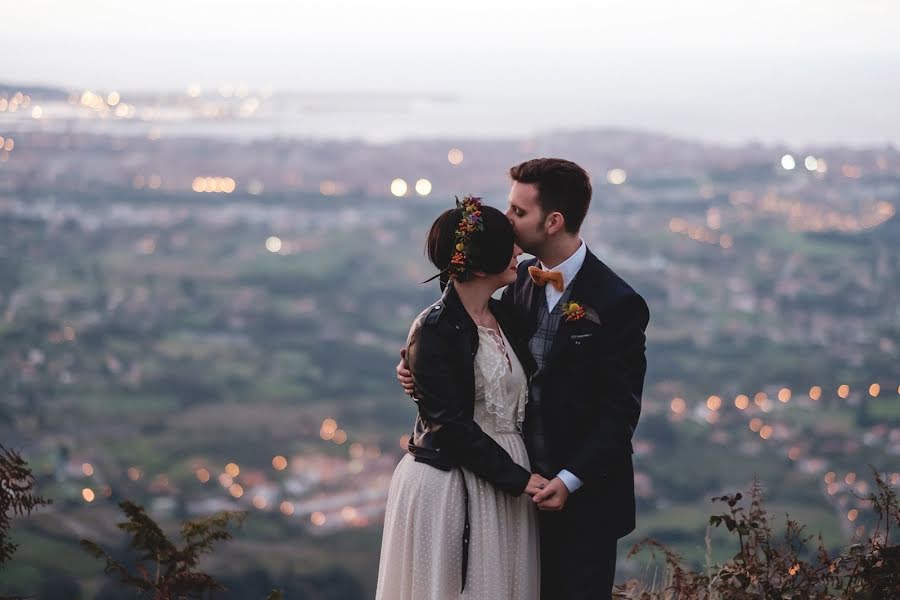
[567,294,649,484]
[407,324,531,496]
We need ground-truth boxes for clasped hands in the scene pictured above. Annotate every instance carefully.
[526,473,569,511]
[397,351,569,511]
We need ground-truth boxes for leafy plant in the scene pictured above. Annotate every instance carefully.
[0,445,52,600]
[81,500,247,599]
[617,468,899,599]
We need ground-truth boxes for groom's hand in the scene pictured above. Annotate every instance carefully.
[532,477,570,511]
[396,348,416,396]
[524,473,550,497]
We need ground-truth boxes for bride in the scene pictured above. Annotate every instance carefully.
[375,196,546,599]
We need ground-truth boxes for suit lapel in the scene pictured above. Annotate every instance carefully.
[516,259,543,338]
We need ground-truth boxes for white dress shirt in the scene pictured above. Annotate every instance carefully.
[537,240,587,494]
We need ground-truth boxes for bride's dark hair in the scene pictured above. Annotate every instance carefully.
[425,203,514,289]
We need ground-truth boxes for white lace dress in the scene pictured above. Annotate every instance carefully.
[375,325,540,600]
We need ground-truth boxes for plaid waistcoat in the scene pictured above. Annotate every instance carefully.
[525,285,572,476]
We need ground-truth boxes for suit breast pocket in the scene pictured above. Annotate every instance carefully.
[569,333,595,346]
[564,332,600,370]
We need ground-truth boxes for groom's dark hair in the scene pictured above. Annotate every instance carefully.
[509,158,592,233]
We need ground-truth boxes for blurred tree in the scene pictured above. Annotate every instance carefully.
[0,445,52,600]
[81,501,246,600]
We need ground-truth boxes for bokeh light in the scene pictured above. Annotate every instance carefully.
[447,148,464,165]
[265,236,283,253]
[607,168,627,185]
[415,178,432,196]
[390,178,408,197]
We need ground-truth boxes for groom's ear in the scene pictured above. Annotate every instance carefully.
[545,211,566,235]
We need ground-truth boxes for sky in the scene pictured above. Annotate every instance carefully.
[3,1,899,145]
[5,0,900,52]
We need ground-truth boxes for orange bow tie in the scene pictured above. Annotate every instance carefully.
[528,266,564,292]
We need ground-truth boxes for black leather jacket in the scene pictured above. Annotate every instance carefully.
[405,282,537,497]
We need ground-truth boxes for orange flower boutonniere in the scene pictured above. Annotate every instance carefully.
[562,301,585,322]
[562,301,603,325]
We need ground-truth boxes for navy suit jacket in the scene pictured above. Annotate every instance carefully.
[501,249,649,538]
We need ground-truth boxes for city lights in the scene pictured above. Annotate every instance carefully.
[415,178,432,196]
[265,236,283,253]
[607,168,627,185]
[192,177,236,193]
[390,178,408,197]
[1,75,896,573]
[447,148,464,165]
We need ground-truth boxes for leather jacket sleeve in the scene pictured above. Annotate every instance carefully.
[568,294,649,484]
[407,322,531,496]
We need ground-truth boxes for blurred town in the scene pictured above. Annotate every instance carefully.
[1,82,898,597]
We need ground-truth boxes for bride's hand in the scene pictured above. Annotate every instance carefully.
[396,348,416,396]
[525,473,550,497]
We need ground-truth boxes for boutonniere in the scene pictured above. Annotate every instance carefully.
[562,301,585,322]
[563,301,602,325]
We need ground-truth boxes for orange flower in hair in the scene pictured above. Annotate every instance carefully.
[446,195,484,281]
[422,195,485,285]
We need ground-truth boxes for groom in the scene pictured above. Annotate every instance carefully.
[398,158,649,599]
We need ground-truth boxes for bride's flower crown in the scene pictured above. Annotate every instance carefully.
[423,195,485,284]
[447,195,484,280]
